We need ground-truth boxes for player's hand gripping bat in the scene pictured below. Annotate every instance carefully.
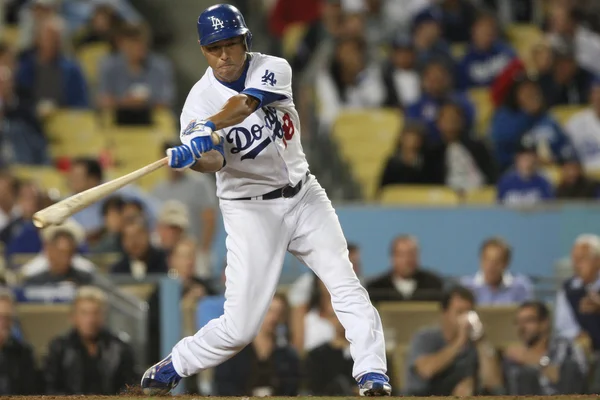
[33,132,220,229]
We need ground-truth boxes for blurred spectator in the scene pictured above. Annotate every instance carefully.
[554,234,600,351]
[0,42,16,71]
[305,311,355,395]
[546,4,600,76]
[89,195,124,253]
[214,294,300,396]
[457,13,516,89]
[0,180,41,245]
[381,35,421,108]
[0,288,38,395]
[122,198,145,221]
[556,150,600,200]
[69,157,158,234]
[404,286,503,396]
[19,219,95,277]
[24,224,94,286]
[460,237,533,305]
[0,172,19,232]
[490,77,571,171]
[16,0,63,51]
[504,301,588,395]
[73,3,123,50]
[315,36,385,129]
[268,0,321,42]
[98,23,175,112]
[152,142,218,276]
[423,0,478,44]
[538,47,592,107]
[60,0,141,34]
[531,41,554,76]
[481,0,541,25]
[44,286,136,394]
[497,137,554,206]
[169,238,216,302]
[406,60,475,143]
[490,58,526,108]
[152,200,188,255]
[411,9,454,71]
[16,17,89,111]
[428,102,496,191]
[111,218,167,279]
[0,64,50,165]
[565,78,600,170]
[288,243,361,352]
[378,122,434,190]
[366,235,443,303]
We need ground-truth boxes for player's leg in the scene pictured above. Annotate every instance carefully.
[287,178,390,396]
[142,199,290,395]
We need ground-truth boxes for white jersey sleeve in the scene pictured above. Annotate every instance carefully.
[241,55,293,108]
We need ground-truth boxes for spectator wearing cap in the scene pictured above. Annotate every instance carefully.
[457,13,516,90]
[378,122,436,190]
[152,143,218,276]
[428,101,496,191]
[404,286,503,396]
[460,237,533,305]
[503,301,588,395]
[381,35,421,108]
[556,149,600,199]
[111,218,167,279]
[497,137,554,206]
[315,35,385,129]
[554,234,600,352]
[565,78,600,170]
[68,157,159,235]
[406,60,475,143]
[490,77,572,171]
[24,222,95,286]
[97,23,175,111]
[18,219,95,278]
[152,200,188,255]
[411,9,454,71]
[44,286,136,395]
[16,17,89,111]
[546,4,600,76]
[538,47,592,107]
[90,195,125,254]
[366,235,443,303]
[0,288,39,395]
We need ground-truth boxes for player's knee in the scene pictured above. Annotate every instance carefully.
[223,318,258,347]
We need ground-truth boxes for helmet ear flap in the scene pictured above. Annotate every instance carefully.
[244,31,253,51]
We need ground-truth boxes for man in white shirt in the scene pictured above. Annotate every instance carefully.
[565,78,600,171]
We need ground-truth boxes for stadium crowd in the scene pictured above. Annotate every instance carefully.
[0,0,598,397]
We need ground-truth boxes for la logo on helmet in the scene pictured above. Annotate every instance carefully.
[209,16,224,29]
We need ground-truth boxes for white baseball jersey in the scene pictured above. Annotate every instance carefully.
[565,108,600,170]
[180,52,309,199]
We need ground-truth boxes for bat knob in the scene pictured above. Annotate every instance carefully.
[32,213,48,229]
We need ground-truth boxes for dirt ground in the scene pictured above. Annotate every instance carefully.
[4,396,600,400]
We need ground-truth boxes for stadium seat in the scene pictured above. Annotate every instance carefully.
[45,110,104,157]
[505,24,543,70]
[2,25,19,47]
[281,23,308,61]
[542,164,561,186]
[464,186,497,205]
[450,43,467,59]
[468,87,493,136]
[77,42,110,87]
[118,283,156,301]
[18,304,71,362]
[332,110,403,200]
[550,105,587,126]
[378,302,439,345]
[477,306,519,348]
[380,185,460,206]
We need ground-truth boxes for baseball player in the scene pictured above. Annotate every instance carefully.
[141,4,390,396]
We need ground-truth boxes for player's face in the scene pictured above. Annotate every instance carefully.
[201,36,247,82]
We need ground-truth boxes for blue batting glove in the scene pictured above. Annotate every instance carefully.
[181,119,216,158]
[167,145,197,170]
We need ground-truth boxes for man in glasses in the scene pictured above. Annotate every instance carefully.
[503,301,588,394]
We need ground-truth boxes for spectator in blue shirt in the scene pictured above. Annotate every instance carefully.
[406,61,475,143]
[460,237,533,305]
[16,17,89,110]
[497,137,554,205]
[411,9,454,71]
[490,77,572,171]
[554,234,600,351]
[457,13,516,89]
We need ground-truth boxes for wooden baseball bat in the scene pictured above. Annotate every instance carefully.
[33,132,220,229]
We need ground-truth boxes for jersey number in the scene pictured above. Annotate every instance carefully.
[261,70,277,86]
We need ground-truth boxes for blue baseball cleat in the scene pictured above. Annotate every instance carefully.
[141,354,182,395]
[358,373,392,396]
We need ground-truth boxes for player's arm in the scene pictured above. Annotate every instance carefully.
[190,150,224,173]
[206,94,260,130]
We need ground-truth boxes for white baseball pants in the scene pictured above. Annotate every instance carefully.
[171,176,387,379]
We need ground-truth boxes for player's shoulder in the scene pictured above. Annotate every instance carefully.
[249,52,291,72]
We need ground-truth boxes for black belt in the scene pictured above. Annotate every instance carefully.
[234,172,309,200]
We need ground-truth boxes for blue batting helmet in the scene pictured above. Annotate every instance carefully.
[197,4,252,50]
